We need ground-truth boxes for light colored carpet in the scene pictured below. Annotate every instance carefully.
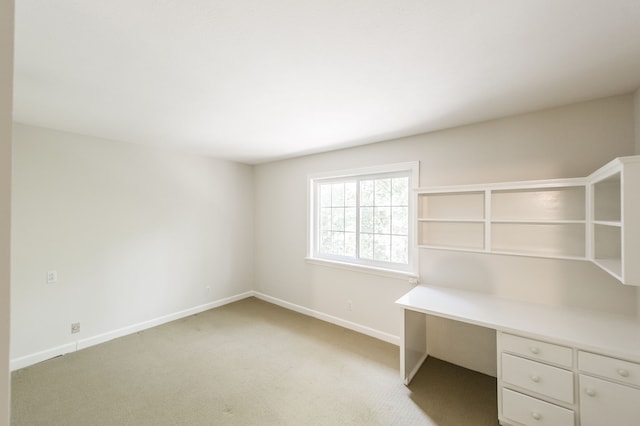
[11,297,498,425]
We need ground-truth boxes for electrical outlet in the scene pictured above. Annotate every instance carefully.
[71,322,80,334]
[347,300,353,311]
[47,270,58,284]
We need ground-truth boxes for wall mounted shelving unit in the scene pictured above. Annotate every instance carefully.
[416,155,640,286]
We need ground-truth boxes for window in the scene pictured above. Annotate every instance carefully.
[308,162,418,275]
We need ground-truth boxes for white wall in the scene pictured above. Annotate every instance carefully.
[0,1,13,423]
[254,94,638,376]
[10,124,254,365]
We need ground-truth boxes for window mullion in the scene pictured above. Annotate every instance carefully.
[315,182,321,255]
[355,177,361,260]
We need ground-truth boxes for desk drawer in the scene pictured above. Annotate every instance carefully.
[502,388,574,426]
[502,353,574,403]
[501,333,572,368]
[579,351,640,387]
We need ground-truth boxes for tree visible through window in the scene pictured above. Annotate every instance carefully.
[310,163,417,273]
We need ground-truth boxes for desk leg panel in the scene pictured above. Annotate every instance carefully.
[401,308,428,385]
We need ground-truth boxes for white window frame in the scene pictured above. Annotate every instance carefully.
[307,161,419,277]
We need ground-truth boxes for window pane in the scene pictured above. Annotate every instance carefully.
[374,234,391,262]
[331,183,345,207]
[375,178,391,206]
[320,208,332,232]
[345,182,357,207]
[345,232,356,257]
[360,180,374,206]
[374,206,391,234]
[345,207,356,232]
[360,207,374,233]
[392,177,409,206]
[392,206,408,235]
[320,184,332,207]
[360,233,374,259]
[391,235,408,264]
[331,208,345,231]
[320,231,332,253]
[331,231,344,255]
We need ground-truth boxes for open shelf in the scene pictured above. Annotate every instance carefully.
[590,169,622,281]
[416,181,588,260]
[587,156,640,285]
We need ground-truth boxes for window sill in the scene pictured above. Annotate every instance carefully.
[305,257,419,282]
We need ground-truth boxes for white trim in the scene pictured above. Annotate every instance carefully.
[253,291,400,346]
[308,161,419,181]
[10,342,77,371]
[10,291,254,371]
[76,292,254,351]
[305,257,418,281]
[415,176,587,193]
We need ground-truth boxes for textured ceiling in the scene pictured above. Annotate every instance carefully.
[13,0,640,164]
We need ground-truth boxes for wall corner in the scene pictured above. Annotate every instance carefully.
[634,88,640,155]
[0,0,13,424]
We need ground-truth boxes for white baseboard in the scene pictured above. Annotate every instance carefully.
[10,291,254,371]
[77,291,254,351]
[11,290,399,371]
[253,291,400,346]
[10,342,77,371]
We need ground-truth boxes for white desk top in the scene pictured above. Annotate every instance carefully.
[396,285,640,362]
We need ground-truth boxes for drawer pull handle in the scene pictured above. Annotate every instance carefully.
[529,347,540,355]
[530,374,541,383]
[531,411,542,421]
[617,368,630,378]
[584,388,597,397]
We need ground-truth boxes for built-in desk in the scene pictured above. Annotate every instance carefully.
[396,285,640,425]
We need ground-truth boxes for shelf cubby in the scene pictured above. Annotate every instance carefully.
[592,223,622,279]
[491,186,585,221]
[417,191,484,220]
[491,222,585,258]
[418,220,484,250]
[592,172,621,223]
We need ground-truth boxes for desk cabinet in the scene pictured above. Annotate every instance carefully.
[579,375,639,426]
[498,332,640,426]
[578,352,640,426]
